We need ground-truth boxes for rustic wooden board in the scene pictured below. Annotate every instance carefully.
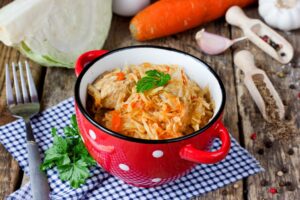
[1,4,300,200]
[231,7,300,200]
[41,68,76,109]
[0,0,45,195]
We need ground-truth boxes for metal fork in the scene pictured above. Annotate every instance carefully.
[6,61,50,200]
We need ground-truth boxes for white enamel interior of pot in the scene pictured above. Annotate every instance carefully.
[78,47,224,120]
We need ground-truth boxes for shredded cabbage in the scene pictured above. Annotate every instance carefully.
[87,63,215,140]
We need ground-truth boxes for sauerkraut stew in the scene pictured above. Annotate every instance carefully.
[86,63,214,140]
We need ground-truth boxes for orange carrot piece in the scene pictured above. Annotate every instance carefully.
[130,0,256,41]
[131,102,138,108]
[131,101,144,109]
[111,111,122,132]
[116,72,125,81]
[166,66,170,72]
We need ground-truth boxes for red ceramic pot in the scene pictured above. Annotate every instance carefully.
[74,46,230,187]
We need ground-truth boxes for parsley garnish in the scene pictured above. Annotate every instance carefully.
[41,115,96,188]
[136,70,171,93]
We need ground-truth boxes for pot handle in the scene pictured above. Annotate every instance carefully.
[179,122,231,164]
[75,50,109,77]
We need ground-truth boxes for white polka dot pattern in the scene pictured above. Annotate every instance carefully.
[151,178,162,183]
[89,129,96,140]
[152,150,164,158]
[0,97,263,200]
[119,164,130,171]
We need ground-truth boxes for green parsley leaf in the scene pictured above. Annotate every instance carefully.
[145,70,162,77]
[157,73,171,86]
[57,159,90,188]
[53,133,68,153]
[41,115,96,188]
[136,70,171,93]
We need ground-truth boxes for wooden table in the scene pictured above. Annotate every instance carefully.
[0,1,299,199]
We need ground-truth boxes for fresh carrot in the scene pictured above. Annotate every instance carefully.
[111,111,122,132]
[116,72,125,81]
[130,0,256,41]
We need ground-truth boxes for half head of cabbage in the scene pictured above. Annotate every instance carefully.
[0,0,112,68]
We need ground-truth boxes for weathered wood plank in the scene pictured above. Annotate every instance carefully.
[231,7,300,200]
[41,68,76,109]
[0,0,45,197]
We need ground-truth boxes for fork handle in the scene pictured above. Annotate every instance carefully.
[27,140,50,200]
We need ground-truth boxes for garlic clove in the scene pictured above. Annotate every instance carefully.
[195,29,233,55]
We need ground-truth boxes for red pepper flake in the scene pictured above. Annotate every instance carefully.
[268,187,278,194]
[250,133,257,140]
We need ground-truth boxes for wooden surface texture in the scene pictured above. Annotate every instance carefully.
[0,1,299,199]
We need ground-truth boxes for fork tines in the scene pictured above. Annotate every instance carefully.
[5,61,38,106]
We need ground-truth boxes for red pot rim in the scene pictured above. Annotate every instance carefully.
[74,45,226,144]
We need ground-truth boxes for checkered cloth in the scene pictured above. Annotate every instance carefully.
[0,97,263,200]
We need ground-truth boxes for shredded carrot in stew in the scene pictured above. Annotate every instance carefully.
[87,63,214,140]
[111,111,122,132]
[116,72,125,81]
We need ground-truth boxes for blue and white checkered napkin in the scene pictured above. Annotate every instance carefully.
[0,97,263,200]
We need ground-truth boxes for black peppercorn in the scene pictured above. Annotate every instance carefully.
[271,41,276,48]
[287,148,294,155]
[263,138,273,148]
[285,114,291,120]
[282,100,287,106]
[281,167,289,174]
[285,182,295,191]
[280,52,286,57]
[279,181,285,187]
[287,184,295,191]
[289,84,296,89]
[260,179,268,187]
[257,148,264,155]
[285,181,292,187]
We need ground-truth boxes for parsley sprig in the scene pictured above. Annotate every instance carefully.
[136,70,171,93]
[41,115,96,188]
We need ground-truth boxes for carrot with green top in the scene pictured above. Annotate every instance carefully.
[130,0,256,41]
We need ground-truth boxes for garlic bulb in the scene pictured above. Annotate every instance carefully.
[259,0,300,31]
[113,0,150,17]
